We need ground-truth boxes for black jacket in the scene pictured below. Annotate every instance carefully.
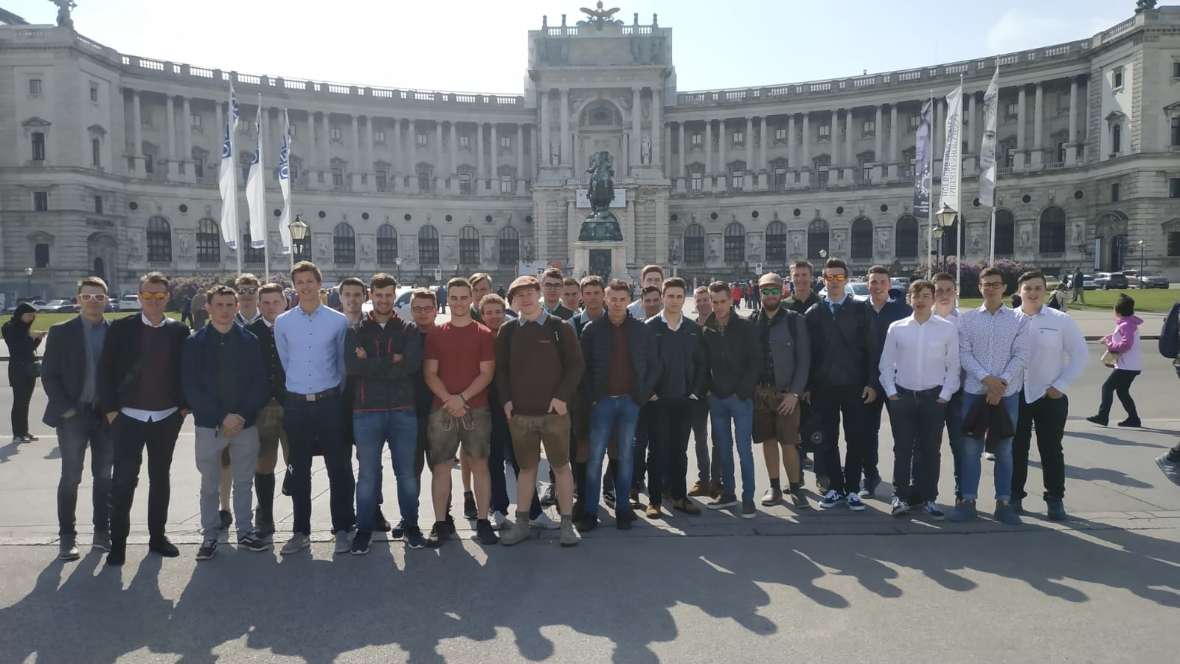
[647,314,708,400]
[580,314,656,405]
[181,323,269,429]
[97,314,190,416]
[247,318,286,402]
[804,298,879,391]
[2,302,42,366]
[40,316,96,427]
[701,312,762,400]
[345,312,422,411]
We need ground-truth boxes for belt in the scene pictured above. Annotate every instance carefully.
[896,386,942,397]
[287,388,338,402]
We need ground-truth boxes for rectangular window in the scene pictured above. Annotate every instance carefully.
[332,169,344,188]
[33,191,48,212]
[1111,124,1122,154]
[690,172,703,192]
[89,82,99,103]
[31,132,45,161]
[732,131,744,147]
[376,170,388,192]
[774,167,787,191]
[862,164,873,183]
[500,176,514,194]
[1006,102,1019,120]
[690,132,703,146]
[94,195,103,214]
[374,130,386,144]
[144,153,154,174]
[1174,61,1180,79]
[1113,67,1124,89]
[730,170,744,191]
[190,113,201,129]
[1170,232,1180,257]
[818,125,831,139]
[28,78,42,96]
[1172,117,1180,147]
[459,135,470,148]
[1112,182,1120,202]
[499,135,512,149]
[35,243,49,268]
[908,114,921,130]
[416,132,428,147]
[194,158,204,179]
[1004,146,1015,168]
[330,127,342,141]
[862,120,875,136]
[1170,178,1180,199]
[1057,141,1067,164]
[1057,94,1070,116]
[459,172,472,194]
[774,127,787,142]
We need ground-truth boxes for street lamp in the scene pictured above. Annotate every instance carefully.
[288,215,309,267]
[932,227,945,273]
[394,256,403,283]
[24,267,33,299]
[1138,239,1145,286]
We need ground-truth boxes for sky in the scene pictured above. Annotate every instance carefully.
[5,0,1157,93]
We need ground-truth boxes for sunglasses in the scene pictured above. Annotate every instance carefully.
[824,274,848,283]
[760,287,782,296]
[138,292,169,302]
[78,293,107,302]
[237,287,258,295]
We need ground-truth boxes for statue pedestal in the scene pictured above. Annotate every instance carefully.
[573,240,627,280]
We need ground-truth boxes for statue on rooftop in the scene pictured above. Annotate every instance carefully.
[579,1,621,30]
[51,0,75,28]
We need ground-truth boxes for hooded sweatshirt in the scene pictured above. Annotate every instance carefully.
[1104,315,1143,371]
[2,302,42,366]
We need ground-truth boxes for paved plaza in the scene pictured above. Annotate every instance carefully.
[0,339,1177,663]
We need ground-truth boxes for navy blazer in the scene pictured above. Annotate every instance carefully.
[40,316,90,428]
[181,323,269,429]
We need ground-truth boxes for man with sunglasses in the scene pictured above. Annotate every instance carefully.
[42,277,114,560]
[99,272,191,566]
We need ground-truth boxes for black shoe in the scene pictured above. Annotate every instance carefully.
[1117,418,1142,428]
[404,525,427,549]
[238,533,272,552]
[426,522,449,548]
[375,508,392,533]
[148,537,179,558]
[444,513,457,534]
[391,519,406,541]
[576,516,599,532]
[106,541,126,567]
[1086,415,1108,426]
[463,491,477,520]
[616,510,636,530]
[604,488,616,508]
[218,510,233,530]
[196,540,218,561]
[350,530,372,556]
[475,519,499,545]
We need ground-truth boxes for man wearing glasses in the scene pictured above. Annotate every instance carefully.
[99,272,191,566]
[42,277,114,560]
[541,268,576,321]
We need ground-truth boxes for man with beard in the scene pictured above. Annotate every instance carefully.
[687,286,720,499]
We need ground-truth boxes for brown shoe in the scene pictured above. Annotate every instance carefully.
[672,498,701,515]
[644,502,663,519]
[687,481,709,497]
[708,480,722,498]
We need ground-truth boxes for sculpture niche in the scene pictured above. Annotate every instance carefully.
[579,151,623,242]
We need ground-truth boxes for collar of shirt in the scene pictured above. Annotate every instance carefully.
[657,311,683,332]
[262,318,274,329]
[297,303,325,319]
[520,309,549,327]
[140,313,166,328]
[236,310,262,326]
[82,316,108,330]
[824,293,849,310]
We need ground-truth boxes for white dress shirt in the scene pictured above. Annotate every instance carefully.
[121,313,179,422]
[879,314,961,401]
[1016,305,1088,403]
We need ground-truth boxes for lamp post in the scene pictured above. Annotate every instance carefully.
[935,202,958,289]
[24,267,33,299]
[394,256,402,283]
[288,215,309,268]
[1138,239,1145,286]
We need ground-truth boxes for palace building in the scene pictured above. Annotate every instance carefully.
[2,6,1179,297]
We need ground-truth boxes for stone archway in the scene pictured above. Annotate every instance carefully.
[87,232,117,286]
[1095,211,1128,271]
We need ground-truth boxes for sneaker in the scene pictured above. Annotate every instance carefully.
[760,487,783,506]
[475,519,499,545]
[604,488,616,508]
[529,511,560,530]
[463,491,477,520]
[196,540,218,561]
[404,526,427,549]
[672,498,700,515]
[1046,498,1068,522]
[707,480,722,498]
[741,499,756,519]
[218,510,233,530]
[1085,415,1108,426]
[1117,418,1142,428]
[688,481,710,497]
[923,502,945,520]
[490,510,509,530]
[816,474,830,494]
[947,500,978,522]
[350,530,372,555]
[25,433,39,441]
[862,474,882,497]
[333,529,354,554]
[994,502,1023,526]
[629,489,643,509]
[280,533,310,556]
[106,540,126,567]
[983,452,996,461]
[1156,454,1180,486]
[444,513,457,534]
[540,483,557,507]
[148,536,180,558]
[389,519,406,540]
[374,508,391,533]
[790,490,811,510]
[616,510,637,530]
[644,502,663,519]
[499,518,532,546]
[92,531,111,553]
[560,518,581,547]
[254,511,276,537]
[426,522,449,548]
[890,496,910,517]
[59,540,80,562]
[238,533,272,552]
[708,495,739,510]
[846,493,866,512]
[818,490,842,510]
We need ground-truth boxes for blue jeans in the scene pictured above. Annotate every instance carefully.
[958,392,1018,501]
[710,395,755,502]
[353,410,419,532]
[944,389,965,498]
[585,396,640,518]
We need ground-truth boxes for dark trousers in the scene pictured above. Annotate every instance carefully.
[57,410,114,538]
[814,385,871,495]
[885,388,945,504]
[284,394,356,535]
[489,406,542,519]
[8,365,35,437]
[1013,391,1069,501]
[862,395,886,484]
[1097,369,1140,421]
[648,398,693,504]
[109,411,183,542]
[691,396,719,484]
[632,403,655,491]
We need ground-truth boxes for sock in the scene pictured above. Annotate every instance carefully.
[464,490,473,497]
[789,482,802,493]
[515,510,529,526]
[769,477,781,492]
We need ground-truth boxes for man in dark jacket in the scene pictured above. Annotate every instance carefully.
[42,277,112,560]
[99,272,190,566]
[701,281,763,517]
[578,278,654,531]
[182,285,271,561]
[862,266,912,497]
[246,283,289,538]
[805,258,879,512]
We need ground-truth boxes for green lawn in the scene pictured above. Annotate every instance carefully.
[960,289,1178,313]
[7,311,183,333]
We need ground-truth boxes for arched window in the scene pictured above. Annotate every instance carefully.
[1039,206,1066,254]
[333,222,355,265]
[807,219,829,259]
[994,209,1015,256]
[499,226,519,266]
[459,225,480,265]
[684,223,705,265]
[242,232,264,265]
[895,214,918,258]
[850,217,873,260]
[419,225,439,266]
[146,216,172,263]
[724,222,745,264]
[196,218,220,265]
[377,224,398,265]
[766,221,787,264]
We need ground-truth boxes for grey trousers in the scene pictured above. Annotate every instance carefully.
[195,425,259,541]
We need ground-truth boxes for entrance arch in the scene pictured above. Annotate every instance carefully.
[1095,211,1128,271]
[87,232,117,285]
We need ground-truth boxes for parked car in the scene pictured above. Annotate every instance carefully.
[116,294,141,311]
[1092,272,1129,290]
[41,299,78,313]
[1044,274,1062,291]
[1125,270,1170,289]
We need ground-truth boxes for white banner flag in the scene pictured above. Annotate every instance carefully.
[246,100,266,249]
[277,109,293,254]
[939,83,963,211]
[218,82,240,249]
[978,68,1000,207]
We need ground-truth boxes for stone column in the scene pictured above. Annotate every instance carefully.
[449,121,458,189]
[1067,77,1079,166]
[516,123,525,193]
[800,113,811,187]
[131,90,143,176]
[873,105,883,182]
[476,122,485,191]
[365,117,376,192]
[933,99,943,176]
[1016,86,1026,169]
[758,116,768,189]
[540,90,550,168]
[215,101,223,181]
[829,109,838,167]
[182,97,193,181]
[843,109,854,183]
[650,88,661,169]
[407,119,417,192]
[705,119,713,179]
[561,88,571,168]
[1032,82,1045,168]
[745,116,754,188]
[165,95,176,180]
[631,87,641,169]
[663,122,672,178]
[787,114,797,172]
[490,123,499,189]
[678,122,687,180]
[434,121,444,191]
[349,114,360,189]
[322,112,332,173]
[306,111,318,187]
[888,104,898,180]
[718,118,727,189]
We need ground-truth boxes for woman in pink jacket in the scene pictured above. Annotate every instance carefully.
[1087,294,1142,428]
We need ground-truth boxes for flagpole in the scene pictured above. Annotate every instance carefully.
[233,99,243,276]
[956,73,963,299]
[260,96,270,283]
[926,89,934,280]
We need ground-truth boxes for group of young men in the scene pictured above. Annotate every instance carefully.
[41,254,1088,566]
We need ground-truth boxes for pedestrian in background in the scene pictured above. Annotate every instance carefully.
[1088,294,1143,428]
[3,302,44,443]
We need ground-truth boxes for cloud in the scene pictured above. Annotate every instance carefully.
[985,8,1123,54]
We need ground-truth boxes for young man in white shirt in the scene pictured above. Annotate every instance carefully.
[932,272,967,502]
[1012,271,1087,521]
[879,280,960,518]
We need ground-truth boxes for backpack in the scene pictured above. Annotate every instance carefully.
[1159,303,1180,359]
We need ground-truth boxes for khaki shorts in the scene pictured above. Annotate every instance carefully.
[753,385,802,446]
[427,407,492,466]
[508,412,570,470]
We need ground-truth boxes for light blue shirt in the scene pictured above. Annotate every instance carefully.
[823,292,849,315]
[958,304,1031,397]
[274,303,348,395]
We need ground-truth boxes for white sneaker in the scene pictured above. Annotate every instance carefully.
[846,493,866,512]
[529,511,560,530]
[334,529,354,554]
[491,510,509,530]
[984,452,996,461]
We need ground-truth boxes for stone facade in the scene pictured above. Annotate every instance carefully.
[2,8,1180,298]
